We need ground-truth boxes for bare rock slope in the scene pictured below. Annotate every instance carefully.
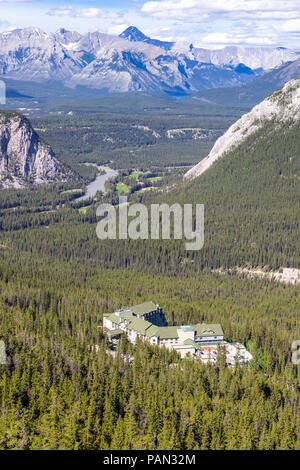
[185,77,300,179]
[0,27,299,93]
[0,111,75,188]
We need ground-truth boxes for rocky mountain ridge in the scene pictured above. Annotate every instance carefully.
[0,26,299,93]
[185,77,300,179]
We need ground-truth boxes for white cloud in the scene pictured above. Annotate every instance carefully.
[141,1,207,20]
[202,31,275,46]
[79,9,103,19]
[47,7,103,18]
[4,24,18,30]
[281,18,300,32]
[0,0,299,49]
[141,0,300,20]
[201,32,236,44]
[244,37,275,44]
[139,0,299,47]
[142,0,300,13]
[46,6,128,24]
[242,11,299,19]
[107,24,130,35]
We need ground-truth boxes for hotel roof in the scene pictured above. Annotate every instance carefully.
[104,305,224,344]
[145,325,159,338]
[126,317,153,335]
[119,312,135,320]
[131,301,158,316]
[193,323,224,337]
[184,339,201,349]
[107,313,122,325]
[156,326,179,339]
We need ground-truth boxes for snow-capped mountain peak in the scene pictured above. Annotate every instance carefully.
[0,26,300,93]
[119,26,149,43]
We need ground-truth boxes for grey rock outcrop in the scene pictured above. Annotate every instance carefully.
[0,111,76,188]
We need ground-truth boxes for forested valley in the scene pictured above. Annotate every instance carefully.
[0,92,300,450]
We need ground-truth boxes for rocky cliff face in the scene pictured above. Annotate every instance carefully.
[185,77,300,179]
[0,111,75,188]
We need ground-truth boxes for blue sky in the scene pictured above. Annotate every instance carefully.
[0,0,300,48]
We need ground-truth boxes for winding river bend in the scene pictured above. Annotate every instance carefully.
[79,167,118,201]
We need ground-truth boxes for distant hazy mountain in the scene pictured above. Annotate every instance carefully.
[185,77,300,179]
[191,56,300,108]
[0,110,76,188]
[250,57,300,93]
[0,26,299,94]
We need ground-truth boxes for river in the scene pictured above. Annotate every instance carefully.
[78,167,118,201]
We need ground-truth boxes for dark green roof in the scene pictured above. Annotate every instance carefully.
[194,323,224,337]
[145,325,159,338]
[156,326,179,339]
[119,312,135,320]
[106,313,121,325]
[131,301,158,316]
[184,339,201,349]
[126,318,153,335]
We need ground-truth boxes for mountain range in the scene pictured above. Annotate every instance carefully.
[0,26,299,94]
[190,56,300,108]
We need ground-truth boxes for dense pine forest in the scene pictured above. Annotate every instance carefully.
[0,86,300,450]
[0,251,299,449]
[30,113,231,174]
[1,120,299,273]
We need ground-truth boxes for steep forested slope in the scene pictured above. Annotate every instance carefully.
[0,252,299,450]
[1,115,299,273]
